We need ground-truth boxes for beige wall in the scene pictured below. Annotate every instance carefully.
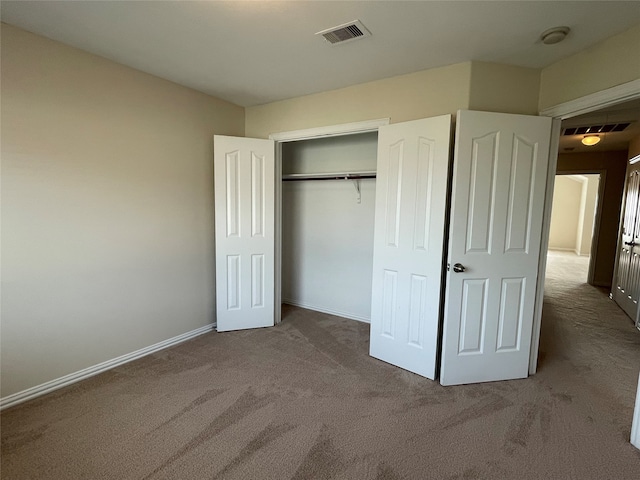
[549,176,583,251]
[468,62,540,115]
[1,25,244,397]
[539,23,640,110]
[549,174,598,255]
[556,151,628,287]
[245,62,472,138]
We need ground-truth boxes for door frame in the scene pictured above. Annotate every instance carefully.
[531,78,640,374]
[269,118,390,324]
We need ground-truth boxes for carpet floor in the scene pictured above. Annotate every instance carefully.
[2,251,640,479]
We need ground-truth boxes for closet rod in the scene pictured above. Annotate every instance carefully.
[282,171,377,182]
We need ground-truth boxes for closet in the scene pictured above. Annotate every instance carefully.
[213,110,553,386]
[613,162,640,327]
[281,132,378,322]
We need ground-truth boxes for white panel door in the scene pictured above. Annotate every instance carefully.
[613,169,640,320]
[214,136,275,332]
[440,110,552,386]
[370,115,452,379]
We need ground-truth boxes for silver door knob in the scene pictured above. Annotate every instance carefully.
[453,263,466,273]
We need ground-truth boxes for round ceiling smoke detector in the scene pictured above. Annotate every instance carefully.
[540,26,570,45]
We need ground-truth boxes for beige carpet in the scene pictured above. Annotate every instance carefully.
[2,252,640,479]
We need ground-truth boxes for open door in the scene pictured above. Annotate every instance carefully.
[214,135,275,332]
[369,115,452,380]
[440,110,552,385]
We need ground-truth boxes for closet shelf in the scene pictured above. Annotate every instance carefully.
[282,171,377,181]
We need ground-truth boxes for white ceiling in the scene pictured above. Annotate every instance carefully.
[2,1,640,107]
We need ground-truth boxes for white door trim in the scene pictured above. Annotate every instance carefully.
[269,118,390,142]
[531,78,640,375]
[539,79,640,119]
[529,118,561,374]
[274,141,283,324]
[269,118,390,323]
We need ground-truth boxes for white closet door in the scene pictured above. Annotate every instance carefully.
[440,110,552,386]
[214,135,275,332]
[613,169,640,320]
[369,115,452,380]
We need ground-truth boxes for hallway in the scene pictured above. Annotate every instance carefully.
[540,251,640,434]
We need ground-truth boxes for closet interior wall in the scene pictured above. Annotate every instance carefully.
[281,132,378,322]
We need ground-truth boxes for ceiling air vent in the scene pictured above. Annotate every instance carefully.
[316,20,371,45]
[562,122,631,136]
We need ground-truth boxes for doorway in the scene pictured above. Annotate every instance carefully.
[547,173,600,283]
[280,131,378,323]
[535,97,640,363]
[274,115,455,382]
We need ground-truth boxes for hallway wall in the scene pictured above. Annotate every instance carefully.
[549,175,599,256]
[539,23,640,110]
[556,151,628,287]
[549,176,583,251]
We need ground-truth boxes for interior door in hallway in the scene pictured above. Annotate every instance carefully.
[440,110,552,386]
[613,168,640,321]
[214,136,275,332]
[369,115,452,380]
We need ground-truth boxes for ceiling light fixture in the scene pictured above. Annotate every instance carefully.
[540,26,570,45]
[582,135,601,146]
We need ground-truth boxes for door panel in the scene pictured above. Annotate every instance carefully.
[614,170,640,319]
[369,115,452,380]
[214,136,275,332]
[440,110,552,386]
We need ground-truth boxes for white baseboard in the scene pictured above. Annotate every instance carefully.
[282,299,370,324]
[632,371,640,450]
[0,323,215,411]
